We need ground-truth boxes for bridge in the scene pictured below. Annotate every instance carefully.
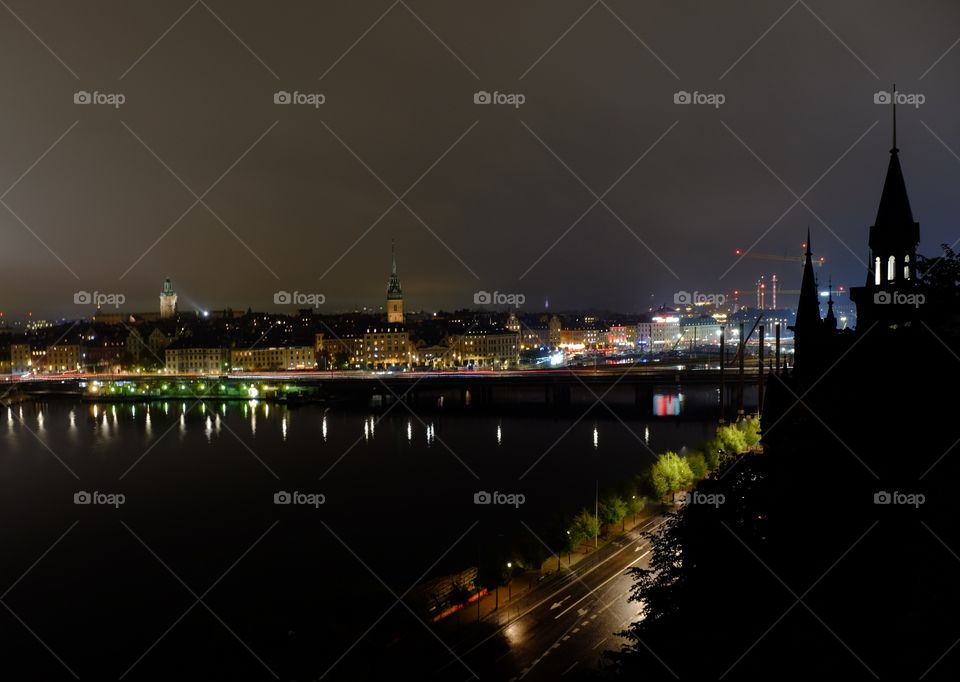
[4,364,763,418]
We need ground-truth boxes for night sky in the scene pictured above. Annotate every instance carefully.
[1,0,959,318]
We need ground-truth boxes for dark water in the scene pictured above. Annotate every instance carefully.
[0,396,722,680]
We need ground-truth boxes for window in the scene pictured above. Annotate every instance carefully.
[875,257,881,285]
[887,255,896,282]
[904,254,910,280]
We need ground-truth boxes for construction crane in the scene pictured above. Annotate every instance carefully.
[734,248,825,267]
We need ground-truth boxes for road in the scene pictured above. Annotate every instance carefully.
[435,516,667,681]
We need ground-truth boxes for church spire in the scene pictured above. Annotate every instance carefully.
[874,85,914,230]
[387,240,402,299]
[891,83,897,152]
[386,239,404,323]
[824,276,837,331]
[791,227,822,342]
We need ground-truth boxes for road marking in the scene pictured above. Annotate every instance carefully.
[435,517,669,676]
[562,661,579,676]
[593,636,609,650]
[550,595,572,610]
[572,627,579,633]
[554,550,650,620]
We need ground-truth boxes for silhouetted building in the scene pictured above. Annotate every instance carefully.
[849,104,922,329]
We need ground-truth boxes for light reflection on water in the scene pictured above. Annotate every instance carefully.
[1,400,722,473]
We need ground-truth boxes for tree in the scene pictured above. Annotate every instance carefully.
[626,494,646,523]
[738,416,761,449]
[686,450,708,478]
[569,509,600,551]
[717,424,747,457]
[649,451,695,498]
[599,494,629,531]
[702,436,722,470]
[917,244,960,301]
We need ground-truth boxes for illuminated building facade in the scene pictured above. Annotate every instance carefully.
[164,345,229,373]
[229,346,316,371]
[160,278,178,319]
[363,325,410,369]
[449,327,520,368]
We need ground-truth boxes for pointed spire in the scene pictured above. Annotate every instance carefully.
[824,276,837,331]
[891,83,897,152]
[791,227,822,341]
[387,239,402,299]
[874,96,914,229]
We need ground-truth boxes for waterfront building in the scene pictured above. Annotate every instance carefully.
[448,326,520,368]
[45,344,81,372]
[164,342,229,374]
[637,309,681,352]
[229,345,316,371]
[363,325,410,369]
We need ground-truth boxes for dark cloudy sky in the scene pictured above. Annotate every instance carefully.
[1,0,959,318]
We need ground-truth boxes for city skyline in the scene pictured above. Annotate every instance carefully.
[2,233,859,321]
[3,2,960,317]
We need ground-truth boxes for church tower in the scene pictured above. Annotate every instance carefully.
[850,88,921,328]
[386,241,404,324]
[160,278,177,319]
